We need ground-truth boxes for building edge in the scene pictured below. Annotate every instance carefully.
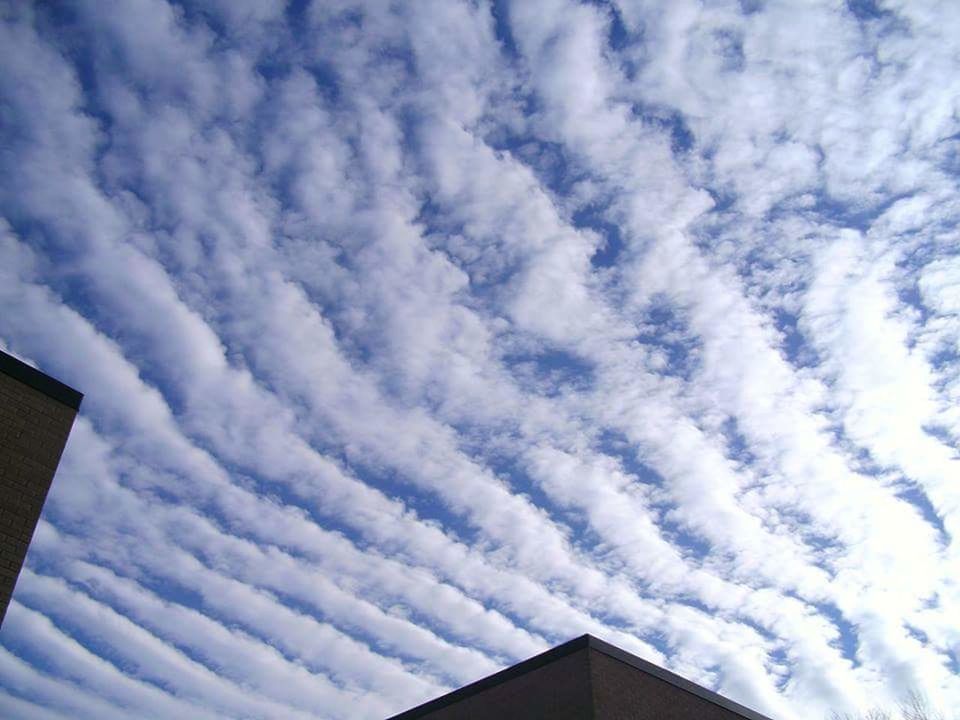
[384,634,775,720]
[0,350,83,411]
[584,635,774,720]
[385,635,592,720]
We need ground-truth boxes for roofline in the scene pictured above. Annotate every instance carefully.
[384,634,775,720]
[585,635,775,720]
[0,350,83,411]
[385,635,591,720]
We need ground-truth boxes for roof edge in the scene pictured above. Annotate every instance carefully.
[0,350,83,411]
[384,635,591,720]
[585,635,775,720]
[383,634,776,720]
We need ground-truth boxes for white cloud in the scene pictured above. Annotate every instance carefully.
[2,0,959,717]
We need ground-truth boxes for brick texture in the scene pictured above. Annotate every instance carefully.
[590,649,753,719]
[0,370,78,626]
[385,636,772,720]
[397,647,594,720]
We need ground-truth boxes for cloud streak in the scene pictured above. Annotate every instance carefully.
[1,1,958,718]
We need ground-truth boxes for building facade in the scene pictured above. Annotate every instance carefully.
[386,634,774,720]
[0,350,82,626]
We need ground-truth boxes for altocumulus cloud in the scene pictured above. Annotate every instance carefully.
[1,1,959,718]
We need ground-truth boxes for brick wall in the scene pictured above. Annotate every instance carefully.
[590,649,758,720]
[385,635,773,720]
[0,355,80,626]
[393,646,595,720]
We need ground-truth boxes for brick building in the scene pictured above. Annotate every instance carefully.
[0,350,82,626]
[387,634,774,720]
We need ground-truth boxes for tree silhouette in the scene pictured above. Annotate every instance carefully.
[829,691,951,720]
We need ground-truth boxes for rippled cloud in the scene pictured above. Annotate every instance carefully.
[1,1,958,718]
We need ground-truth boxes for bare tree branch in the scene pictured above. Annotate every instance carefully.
[827,690,952,720]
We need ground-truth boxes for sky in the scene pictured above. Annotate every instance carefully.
[0,0,958,718]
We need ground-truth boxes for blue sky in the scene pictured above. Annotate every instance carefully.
[1,1,959,718]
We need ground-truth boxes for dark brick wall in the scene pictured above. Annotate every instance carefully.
[590,649,752,719]
[385,637,772,720]
[393,646,594,720]
[0,369,78,625]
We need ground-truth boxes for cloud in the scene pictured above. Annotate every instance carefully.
[1,1,958,718]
